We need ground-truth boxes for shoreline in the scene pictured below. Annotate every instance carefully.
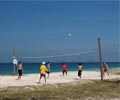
[0,62,119,75]
[0,68,119,75]
[0,70,120,88]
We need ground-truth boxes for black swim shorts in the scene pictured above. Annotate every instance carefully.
[18,70,22,76]
[78,70,82,76]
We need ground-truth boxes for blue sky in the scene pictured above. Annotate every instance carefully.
[0,0,119,62]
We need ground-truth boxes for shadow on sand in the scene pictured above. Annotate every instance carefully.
[92,79,120,84]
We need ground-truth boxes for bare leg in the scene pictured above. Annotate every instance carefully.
[63,71,64,76]
[16,75,20,80]
[103,71,105,76]
[107,71,109,76]
[80,75,81,79]
[44,76,46,83]
[39,75,42,84]
[19,76,21,80]
[47,74,49,78]
[79,75,81,79]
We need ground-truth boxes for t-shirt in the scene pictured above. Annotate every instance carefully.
[47,64,50,71]
[13,59,18,65]
[40,65,47,74]
[62,64,67,71]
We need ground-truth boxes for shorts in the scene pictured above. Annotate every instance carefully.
[40,74,46,77]
[104,69,107,72]
[63,70,67,74]
[47,71,50,74]
[78,70,82,76]
[18,70,22,76]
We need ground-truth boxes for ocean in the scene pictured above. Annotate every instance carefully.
[0,62,120,75]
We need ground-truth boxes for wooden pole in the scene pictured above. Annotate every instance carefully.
[98,38,103,81]
[14,44,16,58]
[13,64,15,74]
[13,44,16,74]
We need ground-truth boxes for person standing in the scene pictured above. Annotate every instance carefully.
[16,61,23,80]
[13,57,18,74]
[103,62,109,76]
[78,63,83,79]
[47,61,51,78]
[62,62,67,76]
[39,62,47,84]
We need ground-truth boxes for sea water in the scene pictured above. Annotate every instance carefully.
[0,62,120,74]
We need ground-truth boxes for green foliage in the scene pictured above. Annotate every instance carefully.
[0,79,120,100]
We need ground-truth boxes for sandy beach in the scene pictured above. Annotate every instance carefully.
[0,71,120,88]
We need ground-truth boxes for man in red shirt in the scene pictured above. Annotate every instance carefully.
[62,62,67,76]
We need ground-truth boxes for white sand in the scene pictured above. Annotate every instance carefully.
[0,71,119,88]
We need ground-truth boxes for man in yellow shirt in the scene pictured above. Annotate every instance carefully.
[38,62,47,84]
